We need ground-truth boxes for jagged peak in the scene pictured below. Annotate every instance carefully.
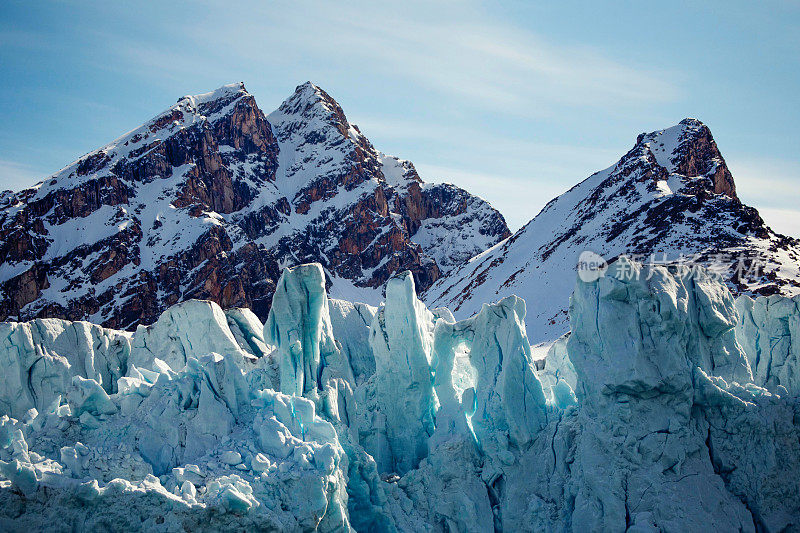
[633,118,736,198]
[679,117,705,128]
[635,118,706,153]
[173,81,253,122]
[178,82,249,106]
[23,82,260,201]
[270,81,351,136]
[289,81,331,106]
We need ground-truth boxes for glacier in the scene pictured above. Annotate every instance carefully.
[1,259,799,531]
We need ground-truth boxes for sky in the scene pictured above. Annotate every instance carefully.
[0,0,798,236]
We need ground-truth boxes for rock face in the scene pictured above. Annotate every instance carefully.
[427,118,800,342]
[0,82,509,329]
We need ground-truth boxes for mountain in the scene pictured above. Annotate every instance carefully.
[426,118,800,343]
[0,82,509,329]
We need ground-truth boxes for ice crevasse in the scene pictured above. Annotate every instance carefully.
[0,259,798,531]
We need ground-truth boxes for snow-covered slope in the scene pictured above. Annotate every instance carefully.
[427,119,800,343]
[0,82,509,329]
[1,260,798,531]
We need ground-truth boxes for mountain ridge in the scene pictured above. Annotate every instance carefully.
[0,81,510,329]
[427,117,800,342]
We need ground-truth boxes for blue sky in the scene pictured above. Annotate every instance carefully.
[1,0,798,236]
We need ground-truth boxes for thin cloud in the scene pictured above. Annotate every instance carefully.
[96,0,682,117]
[757,208,799,238]
[728,156,800,208]
[727,156,800,236]
[0,159,45,192]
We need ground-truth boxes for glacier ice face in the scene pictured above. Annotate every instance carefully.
[502,257,797,532]
[263,264,358,431]
[568,257,752,402]
[130,299,258,375]
[549,257,755,531]
[264,264,354,398]
[359,271,439,475]
[0,318,131,420]
[0,295,356,530]
[436,296,547,456]
[327,298,377,387]
[0,351,351,531]
[225,306,274,360]
[1,259,799,531]
[693,369,800,532]
[735,293,800,396]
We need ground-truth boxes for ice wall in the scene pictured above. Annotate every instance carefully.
[735,294,800,395]
[0,319,131,419]
[503,257,799,531]
[263,264,358,428]
[438,296,547,455]
[559,257,753,529]
[0,351,350,531]
[1,259,799,532]
[327,298,377,386]
[359,271,439,475]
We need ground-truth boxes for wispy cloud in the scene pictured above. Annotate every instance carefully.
[356,115,620,165]
[95,0,681,117]
[304,1,680,111]
[757,208,799,238]
[728,157,800,203]
[727,156,800,237]
[0,159,45,191]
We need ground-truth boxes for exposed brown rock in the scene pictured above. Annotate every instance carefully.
[0,82,509,329]
[673,119,737,198]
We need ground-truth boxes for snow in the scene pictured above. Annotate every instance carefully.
[0,260,33,285]
[324,274,381,306]
[41,204,129,261]
[642,122,685,171]
[378,154,415,190]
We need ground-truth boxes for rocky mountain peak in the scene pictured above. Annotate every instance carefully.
[270,81,355,141]
[428,119,798,343]
[176,82,250,115]
[0,82,510,329]
[634,118,737,199]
